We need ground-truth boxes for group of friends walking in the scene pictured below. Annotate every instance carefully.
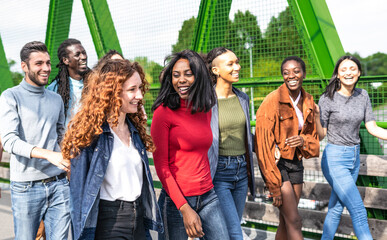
[0,39,386,240]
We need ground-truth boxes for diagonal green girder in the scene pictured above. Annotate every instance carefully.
[192,0,233,53]
[288,0,345,79]
[0,34,13,92]
[45,0,74,82]
[81,0,122,58]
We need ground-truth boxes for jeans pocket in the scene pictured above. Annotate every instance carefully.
[11,182,31,193]
[217,158,229,171]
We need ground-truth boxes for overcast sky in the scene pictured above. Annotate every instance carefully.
[0,0,386,73]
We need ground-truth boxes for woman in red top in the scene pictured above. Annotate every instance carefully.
[151,50,229,240]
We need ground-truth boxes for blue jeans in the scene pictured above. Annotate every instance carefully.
[158,188,229,240]
[11,176,71,239]
[213,155,248,240]
[321,144,372,240]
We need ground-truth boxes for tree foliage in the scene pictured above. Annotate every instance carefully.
[172,17,196,53]
[8,59,23,86]
[171,7,308,79]
[133,56,163,84]
[224,10,263,78]
[170,8,387,108]
[264,7,304,60]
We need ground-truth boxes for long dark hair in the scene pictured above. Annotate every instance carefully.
[152,49,216,114]
[323,55,362,100]
[205,47,233,84]
[52,38,90,118]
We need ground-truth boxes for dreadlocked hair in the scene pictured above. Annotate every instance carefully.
[53,39,87,118]
[61,59,154,160]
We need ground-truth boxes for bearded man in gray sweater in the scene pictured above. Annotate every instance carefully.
[0,41,70,239]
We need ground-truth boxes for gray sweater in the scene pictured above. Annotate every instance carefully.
[0,79,65,181]
[318,88,375,146]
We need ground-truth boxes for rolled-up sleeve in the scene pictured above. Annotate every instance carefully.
[299,104,320,159]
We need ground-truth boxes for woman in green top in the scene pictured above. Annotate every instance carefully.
[206,47,255,240]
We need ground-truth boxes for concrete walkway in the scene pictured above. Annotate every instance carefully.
[0,186,14,240]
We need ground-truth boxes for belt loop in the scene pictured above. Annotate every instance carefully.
[196,195,200,210]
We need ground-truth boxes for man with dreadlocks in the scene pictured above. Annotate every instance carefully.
[48,38,89,128]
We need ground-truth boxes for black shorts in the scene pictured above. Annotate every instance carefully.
[277,156,304,185]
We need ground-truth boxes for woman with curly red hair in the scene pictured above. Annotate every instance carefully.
[62,59,163,239]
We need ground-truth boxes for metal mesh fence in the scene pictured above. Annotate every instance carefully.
[1,0,386,234]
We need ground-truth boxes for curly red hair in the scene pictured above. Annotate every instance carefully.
[61,59,154,159]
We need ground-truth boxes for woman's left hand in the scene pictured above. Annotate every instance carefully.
[285,135,304,147]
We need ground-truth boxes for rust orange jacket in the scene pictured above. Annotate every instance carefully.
[255,83,319,197]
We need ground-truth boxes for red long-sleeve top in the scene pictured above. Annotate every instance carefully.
[151,100,213,209]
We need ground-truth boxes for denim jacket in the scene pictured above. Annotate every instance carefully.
[70,118,163,239]
[208,86,256,196]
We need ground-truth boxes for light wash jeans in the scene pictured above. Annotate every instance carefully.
[321,143,372,240]
[11,176,71,239]
[158,188,230,240]
[213,155,248,240]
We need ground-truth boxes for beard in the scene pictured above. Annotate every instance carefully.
[28,71,47,87]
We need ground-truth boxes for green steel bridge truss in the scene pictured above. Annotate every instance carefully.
[0,0,385,155]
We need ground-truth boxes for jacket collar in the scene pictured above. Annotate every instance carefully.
[278,83,314,112]
[101,116,138,134]
[279,83,306,104]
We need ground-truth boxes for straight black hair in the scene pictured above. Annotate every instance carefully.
[151,49,216,114]
[323,55,362,100]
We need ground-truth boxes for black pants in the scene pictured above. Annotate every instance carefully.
[277,155,304,185]
[95,196,146,240]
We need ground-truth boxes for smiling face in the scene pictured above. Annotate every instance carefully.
[21,51,51,87]
[282,60,305,93]
[337,59,361,88]
[64,44,88,79]
[172,58,195,99]
[120,71,143,114]
[212,51,241,84]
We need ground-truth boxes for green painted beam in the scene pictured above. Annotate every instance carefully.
[0,34,13,92]
[81,0,122,58]
[192,0,232,53]
[288,0,345,79]
[45,0,74,82]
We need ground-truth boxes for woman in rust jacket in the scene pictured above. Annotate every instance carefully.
[255,56,319,240]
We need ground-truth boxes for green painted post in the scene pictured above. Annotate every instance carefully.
[81,0,122,58]
[45,0,74,82]
[0,35,13,92]
[288,0,345,79]
[192,0,232,53]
